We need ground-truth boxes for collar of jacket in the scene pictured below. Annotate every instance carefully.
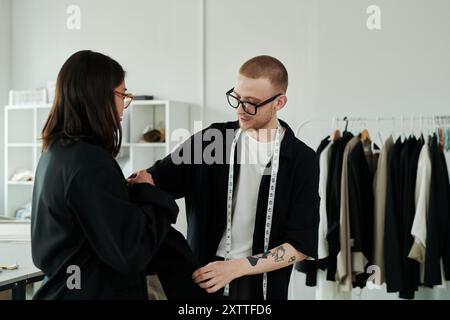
[226,118,295,160]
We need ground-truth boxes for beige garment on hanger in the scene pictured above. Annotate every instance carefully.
[336,136,360,292]
[372,135,394,286]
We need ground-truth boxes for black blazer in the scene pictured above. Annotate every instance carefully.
[385,137,423,299]
[347,140,375,288]
[425,136,450,286]
[325,132,354,281]
[384,138,405,293]
[148,119,320,300]
[399,137,422,299]
[31,140,179,299]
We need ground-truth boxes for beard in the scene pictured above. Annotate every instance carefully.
[238,109,274,131]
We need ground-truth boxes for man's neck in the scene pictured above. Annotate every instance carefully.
[246,118,279,142]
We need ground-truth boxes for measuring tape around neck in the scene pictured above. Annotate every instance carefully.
[223,126,282,300]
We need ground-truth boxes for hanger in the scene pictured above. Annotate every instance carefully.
[427,116,433,143]
[331,129,341,141]
[377,116,383,143]
[438,127,444,151]
[331,116,341,141]
[400,115,406,141]
[419,114,426,143]
[343,116,349,133]
[446,127,450,151]
[360,119,371,144]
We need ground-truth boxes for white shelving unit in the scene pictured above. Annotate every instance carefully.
[4,100,191,231]
[3,104,51,218]
[117,100,191,181]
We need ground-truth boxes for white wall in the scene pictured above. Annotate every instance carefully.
[11,0,202,104]
[3,0,450,299]
[205,0,450,149]
[0,0,11,215]
[9,0,450,170]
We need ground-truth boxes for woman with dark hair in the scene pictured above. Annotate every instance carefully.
[31,50,179,299]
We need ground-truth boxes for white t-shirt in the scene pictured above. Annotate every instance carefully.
[216,128,284,259]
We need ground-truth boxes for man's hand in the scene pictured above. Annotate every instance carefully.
[127,170,154,186]
[191,243,307,294]
[192,259,247,293]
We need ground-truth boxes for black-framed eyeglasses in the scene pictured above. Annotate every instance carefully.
[226,88,282,115]
[114,91,134,109]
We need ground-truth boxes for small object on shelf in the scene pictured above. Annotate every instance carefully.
[15,202,32,220]
[0,263,19,270]
[10,170,34,182]
[134,95,154,101]
[140,127,165,143]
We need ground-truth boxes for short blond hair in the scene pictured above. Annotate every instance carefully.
[239,55,288,93]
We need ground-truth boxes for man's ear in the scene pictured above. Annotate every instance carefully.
[276,95,288,111]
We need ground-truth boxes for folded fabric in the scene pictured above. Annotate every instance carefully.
[15,202,32,220]
[10,170,34,182]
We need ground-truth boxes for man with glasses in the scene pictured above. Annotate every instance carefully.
[141,56,319,300]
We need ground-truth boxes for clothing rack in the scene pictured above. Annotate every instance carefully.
[296,115,450,140]
[292,114,450,300]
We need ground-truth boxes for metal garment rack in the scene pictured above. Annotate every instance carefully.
[295,115,450,140]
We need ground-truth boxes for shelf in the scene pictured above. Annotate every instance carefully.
[130,100,168,106]
[5,104,52,110]
[4,100,190,218]
[6,142,166,148]
[7,143,35,147]
[131,143,166,147]
[7,181,34,186]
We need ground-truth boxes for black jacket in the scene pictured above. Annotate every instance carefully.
[295,136,330,287]
[347,139,376,288]
[148,120,320,300]
[440,149,450,281]
[325,132,354,281]
[384,138,405,293]
[425,136,450,286]
[399,137,422,299]
[31,140,179,299]
[384,137,423,299]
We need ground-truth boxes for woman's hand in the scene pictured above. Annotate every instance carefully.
[127,170,154,186]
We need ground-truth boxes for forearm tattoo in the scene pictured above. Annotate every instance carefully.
[247,251,272,266]
[273,246,286,262]
[246,245,287,267]
[288,256,296,263]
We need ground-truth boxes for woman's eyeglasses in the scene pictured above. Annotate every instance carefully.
[226,88,282,115]
[114,91,134,109]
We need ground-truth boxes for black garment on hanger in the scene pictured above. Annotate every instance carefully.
[384,137,406,293]
[295,136,330,286]
[424,136,450,286]
[441,150,450,280]
[398,137,422,299]
[325,131,354,281]
[317,136,331,158]
[347,139,375,288]
[441,150,450,281]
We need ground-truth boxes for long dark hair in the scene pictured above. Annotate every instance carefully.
[42,50,125,157]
